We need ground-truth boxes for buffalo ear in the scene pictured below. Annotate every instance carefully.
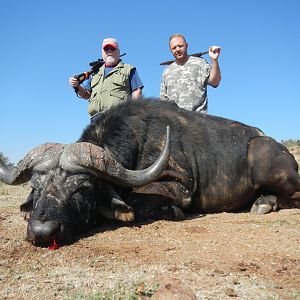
[20,189,34,212]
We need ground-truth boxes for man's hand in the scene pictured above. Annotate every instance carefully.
[69,76,80,88]
[132,88,142,100]
[209,46,221,61]
[68,76,90,100]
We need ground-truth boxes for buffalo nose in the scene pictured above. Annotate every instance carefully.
[27,219,61,245]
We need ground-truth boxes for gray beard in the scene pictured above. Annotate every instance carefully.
[105,56,116,66]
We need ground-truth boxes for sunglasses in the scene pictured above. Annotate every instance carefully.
[104,45,117,52]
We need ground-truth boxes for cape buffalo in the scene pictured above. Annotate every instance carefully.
[1,99,299,247]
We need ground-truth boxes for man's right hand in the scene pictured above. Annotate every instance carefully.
[69,76,79,88]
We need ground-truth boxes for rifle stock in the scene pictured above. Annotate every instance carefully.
[160,51,209,65]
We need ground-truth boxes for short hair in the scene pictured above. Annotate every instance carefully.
[169,34,187,45]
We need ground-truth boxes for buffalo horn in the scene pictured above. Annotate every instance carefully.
[60,126,171,187]
[0,143,65,185]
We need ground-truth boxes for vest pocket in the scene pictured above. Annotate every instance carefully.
[88,97,100,117]
[109,91,128,101]
[112,74,127,86]
[91,74,102,88]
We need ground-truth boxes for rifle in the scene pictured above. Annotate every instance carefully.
[160,51,208,66]
[73,53,126,91]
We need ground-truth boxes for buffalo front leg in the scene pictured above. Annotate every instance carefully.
[98,185,134,222]
[126,181,192,221]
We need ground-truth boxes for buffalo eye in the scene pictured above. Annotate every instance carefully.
[70,181,94,199]
[73,180,94,193]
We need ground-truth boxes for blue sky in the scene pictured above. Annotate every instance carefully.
[1,0,299,163]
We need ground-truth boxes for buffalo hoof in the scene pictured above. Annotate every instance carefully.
[148,205,185,221]
[112,202,135,222]
[169,206,185,220]
[250,195,278,214]
[114,209,135,222]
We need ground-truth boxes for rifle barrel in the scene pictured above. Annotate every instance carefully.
[160,51,209,66]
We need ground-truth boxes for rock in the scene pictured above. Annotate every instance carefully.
[152,278,197,300]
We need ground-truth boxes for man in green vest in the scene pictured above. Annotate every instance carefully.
[69,38,144,121]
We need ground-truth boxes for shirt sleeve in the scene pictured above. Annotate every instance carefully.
[83,76,92,92]
[204,60,212,86]
[130,68,144,92]
[160,71,168,100]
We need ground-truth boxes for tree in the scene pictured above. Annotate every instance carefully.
[0,152,12,166]
[281,139,300,147]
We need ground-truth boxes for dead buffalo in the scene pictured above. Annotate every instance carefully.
[1,99,299,247]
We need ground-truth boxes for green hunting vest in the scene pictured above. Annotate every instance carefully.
[88,61,134,117]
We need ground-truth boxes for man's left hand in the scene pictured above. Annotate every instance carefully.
[209,46,221,60]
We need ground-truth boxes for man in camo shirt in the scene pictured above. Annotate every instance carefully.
[160,34,221,113]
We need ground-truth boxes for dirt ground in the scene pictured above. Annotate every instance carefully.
[0,148,300,299]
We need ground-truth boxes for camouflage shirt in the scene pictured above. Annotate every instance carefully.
[160,56,211,113]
